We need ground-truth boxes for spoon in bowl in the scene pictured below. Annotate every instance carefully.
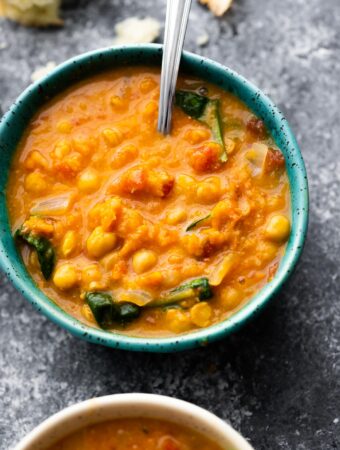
[158,0,192,135]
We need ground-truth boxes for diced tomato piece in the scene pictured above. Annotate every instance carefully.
[264,148,285,173]
[122,167,147,194]
[112,260,128,280]
[246,117,267,139]
[117,166,174,198]
[189,142,221,173]
[162,178,175,197]
[161,437,181,450]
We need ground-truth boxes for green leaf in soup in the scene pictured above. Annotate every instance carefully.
[116,302,141,323]
[175,90,209,119]
[85,293,141,328]
[148,277,213,308]
[85,292,115,329]
[176,277,213,300]
[175,90,227,162]
[186,214,211,231]
[15,227,55,280]
[201,99,227,162]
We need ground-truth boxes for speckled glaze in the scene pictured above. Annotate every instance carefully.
[0,44,308,352]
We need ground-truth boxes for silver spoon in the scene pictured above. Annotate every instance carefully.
[158,0,192,135]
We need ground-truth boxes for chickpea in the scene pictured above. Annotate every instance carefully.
[184,128,210,144]
[258,241,279,262]
[53,263,79,290]
[81,264,102,289]
[111,144,138,169]
[77,168,101,193]
[143,100,158,118]
[102,127,123,147]
[24,150,49,170]
[166,309,192,333]
[61,230,78,257]
[56,120,72,133]
[190,302,212,327]
[86,226,117,258]
[196,181,221,204]
[161,269,181,289]
[52,140,71,159]
[24,172,48,194]
[137,271,164,289]
[165,207,187,225]
[73,136,96,156]
[221,287,242,310]
[110,95,126,110]
[132,249,158,274]
[176,174,196,195]
[265,215,290,242]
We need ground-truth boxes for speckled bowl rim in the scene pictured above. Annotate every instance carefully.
[0,44,308,352]
[13,393,254,450]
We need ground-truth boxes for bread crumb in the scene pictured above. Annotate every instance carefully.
[196,31,209,46]
[0,0,62,27]
[199,0,233,16]
[31,61,56,82]
[113,17,161,45]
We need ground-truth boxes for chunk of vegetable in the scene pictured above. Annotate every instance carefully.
[209,253,237,286]
[117,302,141,323]
[186,214,211,231]
[15,226,55,280]
[30,193,73,216]
[265,215,290,242]
[149,277,213,308]
[85,292,115,329]
[114,289,153,307]
[175,90,227,162]
[85,292,141,329]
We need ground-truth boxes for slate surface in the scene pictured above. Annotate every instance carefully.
[0,1,339,449]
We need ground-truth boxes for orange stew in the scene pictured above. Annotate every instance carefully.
[46,418,223,450]
[7,67,290,336]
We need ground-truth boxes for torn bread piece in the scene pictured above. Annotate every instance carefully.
[0,0,62,27]
[113,17,161,45]
[31,61,56,82]
[199,0,233,16]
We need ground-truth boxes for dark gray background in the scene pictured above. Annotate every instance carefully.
[0,1,339,449]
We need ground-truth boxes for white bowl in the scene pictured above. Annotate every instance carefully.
[13,394,253,450]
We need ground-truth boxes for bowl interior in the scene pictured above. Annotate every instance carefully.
[0,44,308,352]
[13,394,253,450]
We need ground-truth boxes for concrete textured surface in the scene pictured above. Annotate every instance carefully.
[0,0,340,449]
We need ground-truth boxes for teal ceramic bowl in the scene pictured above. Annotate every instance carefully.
[0,44,308,352]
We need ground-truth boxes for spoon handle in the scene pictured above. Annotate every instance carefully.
[158,0,192,135]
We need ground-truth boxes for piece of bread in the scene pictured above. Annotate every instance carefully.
[199,0,233,16]
[0,0,62,27]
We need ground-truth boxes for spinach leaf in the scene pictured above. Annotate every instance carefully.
[15,227,55,280]
[175,90,227,162]
[148,277,213,308]
[186,214,211,231]
[85,292,141,329]
[175,91,208,119]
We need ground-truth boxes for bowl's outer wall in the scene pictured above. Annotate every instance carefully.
[0,44,308,352]
[13,394,254,450]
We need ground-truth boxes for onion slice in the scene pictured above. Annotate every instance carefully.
[114,289,153,307]
[30,192,74,216]
[245,143,269,176]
